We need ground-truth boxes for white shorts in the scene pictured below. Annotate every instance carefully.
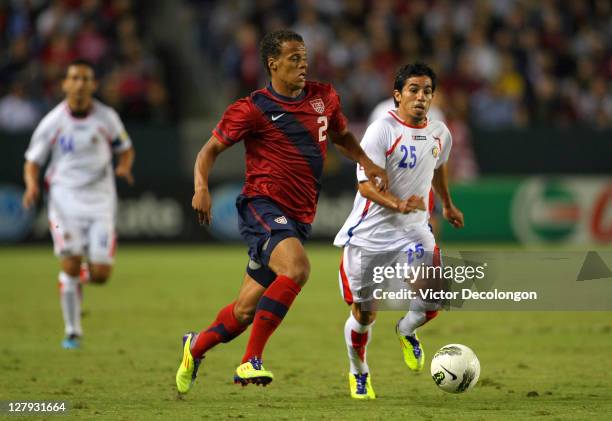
[48,206,116,264]
[338,226,440,305]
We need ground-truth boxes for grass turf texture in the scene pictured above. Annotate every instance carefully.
[1,244,611,420]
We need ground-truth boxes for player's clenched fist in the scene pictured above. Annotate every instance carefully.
[192,188,212,225]
[443,204,464,228]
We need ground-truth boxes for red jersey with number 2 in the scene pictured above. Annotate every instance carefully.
[212,81,348,223]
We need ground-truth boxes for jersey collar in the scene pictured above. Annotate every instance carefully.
[266,82,306,102]
[388,110,428,129]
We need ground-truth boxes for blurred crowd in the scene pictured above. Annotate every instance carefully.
[188,0,612,129]
[0,0,170,132]
[1,0,610,133]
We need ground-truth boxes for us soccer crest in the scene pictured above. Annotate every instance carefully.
[310,98,325,114]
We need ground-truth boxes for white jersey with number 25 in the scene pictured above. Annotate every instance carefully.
[334,110,452,251]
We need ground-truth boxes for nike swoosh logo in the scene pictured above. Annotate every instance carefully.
[440,364,457,380]
[259,316,275,321]
[271,113,285,121]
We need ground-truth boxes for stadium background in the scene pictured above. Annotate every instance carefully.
[0,0,610,246]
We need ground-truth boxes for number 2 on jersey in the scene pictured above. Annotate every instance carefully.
[398,145,416,169]
[317,116,328,142]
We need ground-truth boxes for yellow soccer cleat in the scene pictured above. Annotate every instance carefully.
[396,323,425,372]
[349,373,376,400]
[176,332,203,394]
[234,358,274,386]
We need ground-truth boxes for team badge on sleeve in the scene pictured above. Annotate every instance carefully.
[119,130,129,143]
[309,98,325,114]
[432,145,440,158]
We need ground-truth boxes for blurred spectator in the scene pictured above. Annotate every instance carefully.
[74,19,110,65]
[2,0,610,129]
[577,76,612,128]
[444,90,479,182]
[184,0,611,130]
[0,80,41,132]
[222,23,261,99]
[0,0,171,125]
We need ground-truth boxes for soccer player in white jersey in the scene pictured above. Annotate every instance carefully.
[333,63,464,399]
[22,59,135,349]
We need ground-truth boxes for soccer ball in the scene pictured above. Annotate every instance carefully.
[430,344,480,393]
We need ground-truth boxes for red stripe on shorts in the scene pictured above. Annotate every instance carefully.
[339,254,354,305]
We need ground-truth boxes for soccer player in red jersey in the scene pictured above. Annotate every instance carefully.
[176,29,388,393]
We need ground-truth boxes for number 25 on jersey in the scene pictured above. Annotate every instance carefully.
[398,145,416,169]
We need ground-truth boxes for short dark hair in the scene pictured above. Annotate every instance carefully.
[393,62,437,107]
[66,59,95,77]
[260,30,304,76]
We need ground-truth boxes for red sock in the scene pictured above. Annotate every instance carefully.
[351,330,369,362]
[242,275,301,363]
[425,310,439,323]
[190,302,247,359]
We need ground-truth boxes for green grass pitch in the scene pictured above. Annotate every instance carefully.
[1,244,611,420]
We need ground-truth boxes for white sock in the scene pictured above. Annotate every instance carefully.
[398,298,440,336]
[59,272,82,337]
[397,311,426,336]
[344,313,373,375]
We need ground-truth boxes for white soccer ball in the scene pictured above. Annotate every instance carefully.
[430,344,480,393]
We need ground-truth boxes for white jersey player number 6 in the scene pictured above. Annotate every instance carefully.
[317,116,328,142]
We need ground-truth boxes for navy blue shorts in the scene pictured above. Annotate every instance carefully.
[236,194,311,287]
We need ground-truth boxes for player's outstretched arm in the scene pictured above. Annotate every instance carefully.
[115,146,135,185]
[192,136,229,225]
[22,161,40,209]
[358,181,426,214]
[432,163,464,228]
[329,129,389,191]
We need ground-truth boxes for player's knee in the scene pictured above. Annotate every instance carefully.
[280,258,310,285]
[353,305,376,325]
[89,265,112,284]
[61,257,81,277]
[90,274,109,284]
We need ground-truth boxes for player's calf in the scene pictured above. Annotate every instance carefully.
[344,307,375,379]
[190,302,249,359]
[58,271,82,348]
[233,301,256,324]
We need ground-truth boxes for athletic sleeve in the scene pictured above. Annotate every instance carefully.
[107,108,132,153]
[24,117,54,165]
[212,98,256,146]
[435,123,453,169]
[356,119,392,182]
[328,86,348,134]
